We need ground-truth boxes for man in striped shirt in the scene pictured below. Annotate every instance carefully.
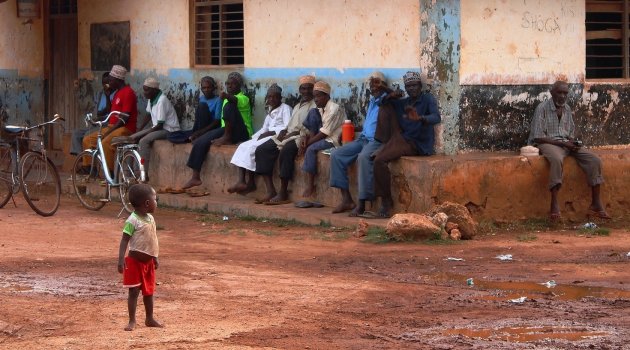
[528,81,610,221]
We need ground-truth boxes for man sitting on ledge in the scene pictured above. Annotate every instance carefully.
[528,80,610,222]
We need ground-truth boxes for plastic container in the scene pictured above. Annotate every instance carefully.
[341,120,354,144]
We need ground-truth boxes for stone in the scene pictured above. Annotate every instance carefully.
[449,228,462,240]
[431,212,448,228]
[445,221,459,232]
[386,213,441,241]
[427,202,478,239]
[354,219,369,238]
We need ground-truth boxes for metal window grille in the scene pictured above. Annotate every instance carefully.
[586,0,629,79]
[193,0,244,66]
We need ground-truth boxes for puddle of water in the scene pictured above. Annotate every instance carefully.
[430,273,630,301]
[0,273,118,297]
[443,326,609,342]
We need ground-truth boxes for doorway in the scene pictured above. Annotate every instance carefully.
[48,0,77,152]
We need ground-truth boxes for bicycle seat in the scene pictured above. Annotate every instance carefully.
[2,125,26,134]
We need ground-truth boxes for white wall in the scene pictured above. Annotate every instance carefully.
[460,0,584,84]
[244,0,421,68]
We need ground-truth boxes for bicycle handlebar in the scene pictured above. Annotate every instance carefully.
[84,111,130,128]
[23,114,65,131]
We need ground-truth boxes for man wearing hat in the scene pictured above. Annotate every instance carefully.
[373,71,441,218]
[301,80,346,198]
[82,65,138,171]
[227,84,292,198]
[254,75,317,204]
[329,71,389,215]
[181,71,250,190]
[128,77,181,179]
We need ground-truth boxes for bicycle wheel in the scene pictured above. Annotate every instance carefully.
[0,144,13,208]
[72,150,107,211]
[19,152,61,216]
[118,151,144,214]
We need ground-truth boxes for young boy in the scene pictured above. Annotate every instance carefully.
[117,183,163,331]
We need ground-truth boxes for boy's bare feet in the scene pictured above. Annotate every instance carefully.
[227,182,247,193]
[145,318,164,328]
[124,321,136,331]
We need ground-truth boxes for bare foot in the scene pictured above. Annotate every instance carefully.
[124,321,136,331]
[332,201,355,214]
[239,182,256,195]
[145,318,164,328]
[267,193,288,203]
[348,205,364,217]
[181,178,202,190]
[259,191,276,203]
[227,182,247,194]
[302,186,316,198]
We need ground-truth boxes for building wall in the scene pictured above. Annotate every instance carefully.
[0,0,45,125]
[76,0,423,131]
[455,0,630,151]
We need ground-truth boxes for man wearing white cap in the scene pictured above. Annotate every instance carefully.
[129,77,181,179]
[300,80,345,198]
[82,65,138,171]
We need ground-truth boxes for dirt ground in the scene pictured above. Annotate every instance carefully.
[0,194,629,350]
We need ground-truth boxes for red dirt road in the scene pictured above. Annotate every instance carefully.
[0,194,629,349]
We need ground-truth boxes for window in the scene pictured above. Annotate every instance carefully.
[192,0,244,66]
[585,0,629,79]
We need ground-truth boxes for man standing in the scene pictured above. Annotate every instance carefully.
[373,71,440,218]
[82,65,138,171]
[330,72,388,215]
[528,80,610,221]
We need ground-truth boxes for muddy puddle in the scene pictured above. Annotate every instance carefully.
[429,273,630,301]
[443,326,610,342]
[0,273,119,297]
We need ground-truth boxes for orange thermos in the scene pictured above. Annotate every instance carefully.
[341,119,354,144]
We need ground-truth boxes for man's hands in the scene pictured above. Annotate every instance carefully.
[117,260,125,274]
[560,140,581,152]
[258,131,275,140]
[276,129,288,141]
[404,106,424,122]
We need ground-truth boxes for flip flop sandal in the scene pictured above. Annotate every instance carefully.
[187,191,210,197]
[264,199,291,205]
[294,200,313,208]
[166,188,187,194]
[588,209,612,220]
[310,202,324,208]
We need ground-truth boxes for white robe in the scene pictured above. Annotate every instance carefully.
[230,103,293,171]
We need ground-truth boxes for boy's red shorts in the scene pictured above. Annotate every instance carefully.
[122,255,156,296]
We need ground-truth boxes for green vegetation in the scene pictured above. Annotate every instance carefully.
[578,227,610,236]
[363,226,393,244]
[517,233,538,242]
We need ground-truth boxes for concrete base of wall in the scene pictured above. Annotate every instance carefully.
[147,140,629,222]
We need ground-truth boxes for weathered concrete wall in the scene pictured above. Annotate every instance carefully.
[0,0,45,125]
[420,0,461,154]
[149,141,630,222]
[75,0,423,132]
[459,84,630,151]
[460,0,584,84]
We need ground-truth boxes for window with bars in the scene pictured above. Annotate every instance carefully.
[586,0,629,79]
[192,0,244,66]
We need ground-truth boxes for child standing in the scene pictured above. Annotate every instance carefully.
[117,183,163,331]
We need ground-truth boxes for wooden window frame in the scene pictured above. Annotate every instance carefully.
[190,0,244,68]
[585,0,630,80]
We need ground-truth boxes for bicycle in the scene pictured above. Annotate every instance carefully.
[0,114,64,216]
[71,111,145,215]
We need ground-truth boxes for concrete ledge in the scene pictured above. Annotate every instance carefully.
[148,141,630,222]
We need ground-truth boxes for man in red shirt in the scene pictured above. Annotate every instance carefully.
[82,65,138,171]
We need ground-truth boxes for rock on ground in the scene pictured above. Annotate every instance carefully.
[386,213,441,241]
[427,202,478,239]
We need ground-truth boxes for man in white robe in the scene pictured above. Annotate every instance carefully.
[227,84,292,196]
